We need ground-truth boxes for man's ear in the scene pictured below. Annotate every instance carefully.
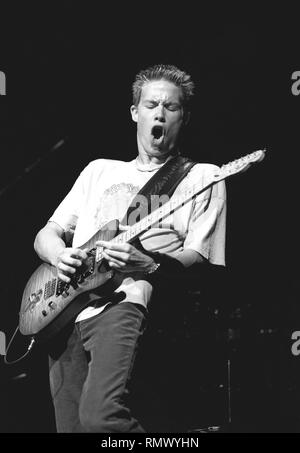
[130,105,138,123]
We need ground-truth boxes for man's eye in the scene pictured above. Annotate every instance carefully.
[167,104,180,111]
[145,103,156,109]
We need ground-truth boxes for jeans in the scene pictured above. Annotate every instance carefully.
[48,301,147,433]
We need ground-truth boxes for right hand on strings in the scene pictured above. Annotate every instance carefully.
[55,247,89,282]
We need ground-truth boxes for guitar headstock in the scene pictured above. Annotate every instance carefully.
[213,149,266,182]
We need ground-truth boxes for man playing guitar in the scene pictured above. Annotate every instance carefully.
[32,64,227,433]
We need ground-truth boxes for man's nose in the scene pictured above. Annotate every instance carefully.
[154,105,166,122]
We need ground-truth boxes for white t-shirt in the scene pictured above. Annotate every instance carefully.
[49,157,226,322]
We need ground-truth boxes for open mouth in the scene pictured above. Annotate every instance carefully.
[151,125,164,145]
[152,125,163,139]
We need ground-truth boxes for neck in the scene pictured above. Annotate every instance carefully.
[136,149,179,166]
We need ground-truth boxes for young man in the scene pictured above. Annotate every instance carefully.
[34,64,226,432]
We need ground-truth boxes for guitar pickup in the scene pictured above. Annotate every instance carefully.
[56,279,66,297]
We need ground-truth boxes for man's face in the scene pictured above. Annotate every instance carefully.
[130,80,186,158]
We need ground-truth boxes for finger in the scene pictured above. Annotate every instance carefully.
[58,262,76,275]
[103,249,129,262]
[71,248,88,260]
[96,240,114,249]
[102,251,126,267]
[107,261,123,269]
[57,272,71,283]
[63,256,83,267]
[118,224,130,231]
[108,262,131,273]
[97,240,130,252]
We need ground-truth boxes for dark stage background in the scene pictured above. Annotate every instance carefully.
[0,4,298,433]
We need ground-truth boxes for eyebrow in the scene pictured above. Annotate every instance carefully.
[143,99,181,106]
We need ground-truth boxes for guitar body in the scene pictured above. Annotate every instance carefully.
[19,219,119,340]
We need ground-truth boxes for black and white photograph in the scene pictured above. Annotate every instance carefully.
[0,3,298,439]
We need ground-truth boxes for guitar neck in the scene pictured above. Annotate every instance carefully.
[112,177,215,246]
[94,149,266,261]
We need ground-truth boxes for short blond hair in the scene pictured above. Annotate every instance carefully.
[132,64,195,108]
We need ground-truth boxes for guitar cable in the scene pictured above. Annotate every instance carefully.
[3,325,35,365]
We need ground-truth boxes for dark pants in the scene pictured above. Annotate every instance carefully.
[48,301,147,433]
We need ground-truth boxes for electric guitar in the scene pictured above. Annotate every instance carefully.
[19,149,266,340]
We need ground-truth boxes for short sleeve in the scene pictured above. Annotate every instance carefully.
[48,164,91,236]
[183,173,227,266]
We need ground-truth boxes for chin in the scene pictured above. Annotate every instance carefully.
[150,145,171,155]
[151,150,170,159]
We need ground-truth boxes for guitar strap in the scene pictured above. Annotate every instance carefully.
[121,155,197,226]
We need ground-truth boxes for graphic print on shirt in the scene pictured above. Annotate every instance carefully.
[94,182,140,230]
